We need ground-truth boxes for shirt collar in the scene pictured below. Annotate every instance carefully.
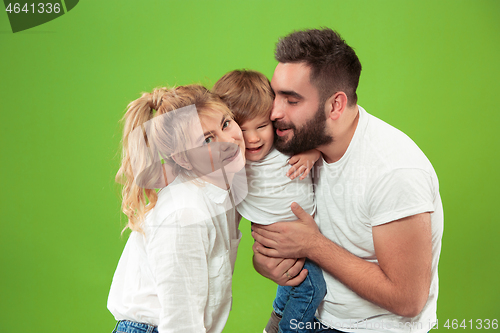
[200,181,230,204]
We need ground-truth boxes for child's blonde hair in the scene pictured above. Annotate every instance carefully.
[116,84,232,233]
[212,69,274,125]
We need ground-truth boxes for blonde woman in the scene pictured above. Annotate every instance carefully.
[107,85,246,333]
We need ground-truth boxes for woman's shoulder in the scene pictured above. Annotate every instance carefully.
[147,178,215,227]
[158,176,202,199]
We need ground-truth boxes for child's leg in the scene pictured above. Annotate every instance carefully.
[277,259,327,333]
[264,273,292,333]
[273,284,292,318]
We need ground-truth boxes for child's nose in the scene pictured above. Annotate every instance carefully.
[247,133,260,143]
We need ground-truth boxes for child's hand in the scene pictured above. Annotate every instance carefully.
[286,149,321,180]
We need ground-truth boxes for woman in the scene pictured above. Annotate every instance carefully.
[107,85,246,333]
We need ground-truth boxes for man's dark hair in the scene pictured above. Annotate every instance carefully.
[275,28,362,106]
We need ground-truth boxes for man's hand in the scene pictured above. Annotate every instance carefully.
[251,202,321,258]
[252,241,308,286]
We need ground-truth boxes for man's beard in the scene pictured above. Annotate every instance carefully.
[273,105,333,155]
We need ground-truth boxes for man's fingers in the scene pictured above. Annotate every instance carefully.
[252,240,264,253]
[284,257,305,277]
[274,258,307,286]
[252,222,281,234]
[252,231,274,249]
[276,258,297,271]
[284,268,308,286]
[254,242,281,257]
[291,202,310,221]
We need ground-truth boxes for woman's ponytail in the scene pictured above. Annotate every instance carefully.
[116,90,163,234]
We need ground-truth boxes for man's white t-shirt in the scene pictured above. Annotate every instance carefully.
[314,106,443,333]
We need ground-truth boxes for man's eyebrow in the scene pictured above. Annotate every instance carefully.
[276,90,304,99]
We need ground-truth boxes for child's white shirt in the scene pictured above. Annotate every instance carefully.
[237,147,316,225]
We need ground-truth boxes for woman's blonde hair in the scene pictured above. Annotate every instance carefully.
[116,84,232,233]
[212,69,274,125]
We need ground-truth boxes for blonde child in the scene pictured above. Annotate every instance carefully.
[108,85,247,333]
[213,70,326,333]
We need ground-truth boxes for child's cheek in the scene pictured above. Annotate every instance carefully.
[242,133,250,146]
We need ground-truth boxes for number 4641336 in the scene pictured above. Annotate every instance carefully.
[5,3,61,14]
[444,319,498,329]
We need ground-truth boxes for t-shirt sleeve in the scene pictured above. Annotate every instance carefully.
[366,168,436,227]
[146,208,211,333]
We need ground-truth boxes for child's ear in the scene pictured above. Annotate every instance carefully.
[171,152,193,171]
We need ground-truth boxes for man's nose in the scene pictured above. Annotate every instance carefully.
[270,99,283,121]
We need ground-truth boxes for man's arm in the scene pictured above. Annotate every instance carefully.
[252,203,432,317]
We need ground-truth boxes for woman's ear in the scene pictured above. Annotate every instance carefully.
[171,152,192,171]
[326,92,348,121]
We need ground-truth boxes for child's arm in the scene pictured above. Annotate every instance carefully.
[286,149,321,180]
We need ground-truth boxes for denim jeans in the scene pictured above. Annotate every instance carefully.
[273,259,327,333]
[112,320,158,333]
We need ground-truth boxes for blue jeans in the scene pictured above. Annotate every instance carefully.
[112,320,158,333]
[273,259,327,333]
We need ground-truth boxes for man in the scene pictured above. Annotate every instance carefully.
[252,28,443,332]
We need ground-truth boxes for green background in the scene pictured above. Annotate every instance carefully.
[1,1,499,331]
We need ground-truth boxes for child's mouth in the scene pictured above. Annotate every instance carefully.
[246,145,263,154]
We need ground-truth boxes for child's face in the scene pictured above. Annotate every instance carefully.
[240,114,274,161]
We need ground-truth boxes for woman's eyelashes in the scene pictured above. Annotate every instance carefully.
[203,118,231,144]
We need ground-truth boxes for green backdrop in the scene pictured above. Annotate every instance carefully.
[1,1,499,332]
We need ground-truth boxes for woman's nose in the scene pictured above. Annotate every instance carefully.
[219,131,236,145]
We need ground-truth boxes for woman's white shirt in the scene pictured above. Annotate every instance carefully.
[107,177,242,333]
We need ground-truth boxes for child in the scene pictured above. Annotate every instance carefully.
[108,85,247,333]
[213,70,327,333]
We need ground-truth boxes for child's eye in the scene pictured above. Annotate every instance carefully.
[258,123,270,129]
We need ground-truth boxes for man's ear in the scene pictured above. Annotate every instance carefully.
[171,152,192,170]
[326,92,348,121]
